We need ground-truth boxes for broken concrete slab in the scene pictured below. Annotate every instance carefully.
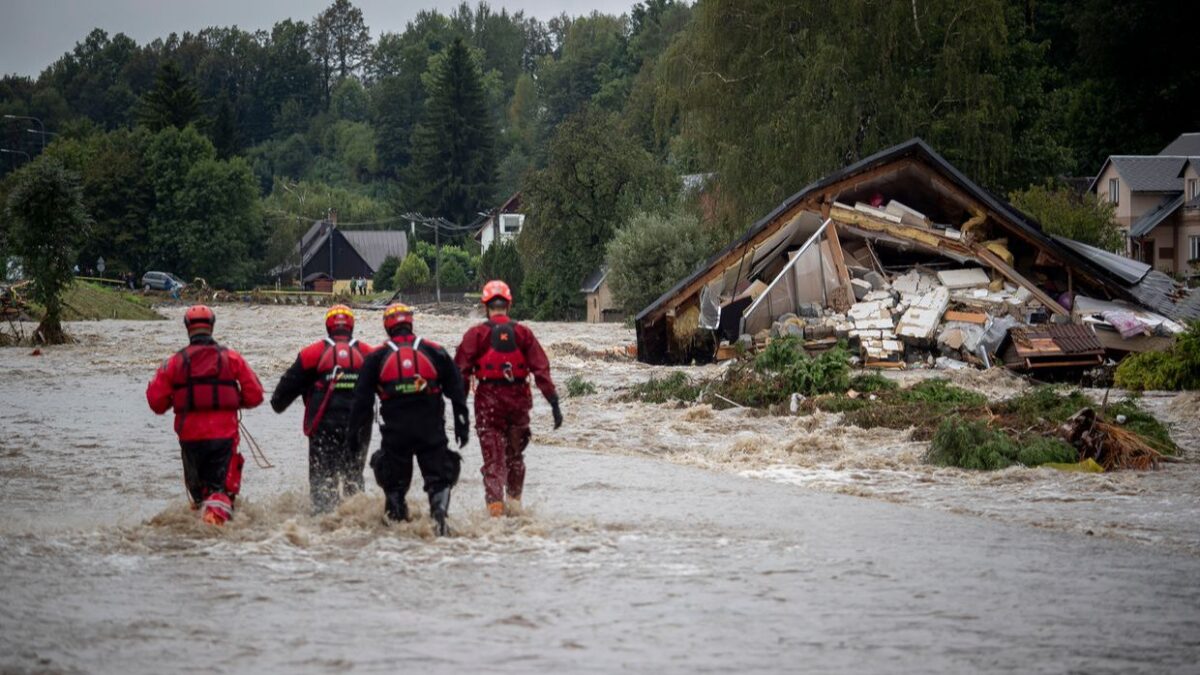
[895,287,950,340]
[851,278,872,300]
[937,268,990,290]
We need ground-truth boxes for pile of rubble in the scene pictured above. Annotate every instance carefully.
[733,199,1189,371]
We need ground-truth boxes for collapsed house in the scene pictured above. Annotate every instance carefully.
[636,139,1200,366]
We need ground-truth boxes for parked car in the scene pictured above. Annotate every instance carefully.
[141,271,185,292]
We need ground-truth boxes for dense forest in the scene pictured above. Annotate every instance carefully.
[2,0,1196,318]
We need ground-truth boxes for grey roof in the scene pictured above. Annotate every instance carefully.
[341,231,408,272]
[1130,194,1184,237]
[1106,156,1186,192]
[580,267,608,294]
[1160,132,1200,156]
[1051,236,1149,285]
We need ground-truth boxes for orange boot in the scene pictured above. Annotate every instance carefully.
[487,501,504,518]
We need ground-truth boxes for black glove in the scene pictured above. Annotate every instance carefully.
[549,395,563,430]
[454,410,469,448]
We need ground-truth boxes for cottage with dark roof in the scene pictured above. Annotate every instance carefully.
[292,217,408,293]
[1089,132,1200,276]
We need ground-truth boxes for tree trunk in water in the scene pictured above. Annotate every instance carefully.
[34,316,69,345]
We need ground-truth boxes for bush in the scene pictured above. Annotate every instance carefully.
[1009,181,1122,251]
[621,371,701,404]
[373,255,400,292]
[897,380,987,408]
[437,257,470,289]
[606,208,714,314]
[926,418,1080,470]
[394,254,430,291]
[926,419,1021,470]
[479,239,523,294]
[1114,322,1200,391]
[1107,398,1179,455]
[848,372,898,393]
[566,375,597,397]
[1000,386,1093,426]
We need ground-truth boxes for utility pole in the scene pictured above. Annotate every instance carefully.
[435,216,442,306]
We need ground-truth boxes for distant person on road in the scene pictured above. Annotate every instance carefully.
[350,304,468,535]
[145,305,264,525]
[271,305,375,514]
[455,280,561,518]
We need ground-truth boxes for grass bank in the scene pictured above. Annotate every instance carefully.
[27,282,164,321]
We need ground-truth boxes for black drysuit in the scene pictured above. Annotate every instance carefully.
[349,334,467,519]
[271,341,373,513]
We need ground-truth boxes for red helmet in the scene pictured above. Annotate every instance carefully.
[184,305,215,334]
[383,303,414,333]
[481,280,512,305]
[325,304,355,336]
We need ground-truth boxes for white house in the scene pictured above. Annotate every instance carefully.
[474,192,524,253]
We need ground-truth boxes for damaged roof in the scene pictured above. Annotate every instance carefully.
[639,138,1109,323]
[580,267,609,294]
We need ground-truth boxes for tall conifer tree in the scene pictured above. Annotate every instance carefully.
[406,37,496,228]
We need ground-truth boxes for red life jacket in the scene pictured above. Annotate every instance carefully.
[377,336,440,399]
[476,319,529,382]
[171,344,241,414]
[313,337,368,395]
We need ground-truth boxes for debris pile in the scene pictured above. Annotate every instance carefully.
[1058,408,1164,471]
[723,199,1191,372]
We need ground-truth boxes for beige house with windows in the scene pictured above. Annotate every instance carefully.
[1090,132,1200,277]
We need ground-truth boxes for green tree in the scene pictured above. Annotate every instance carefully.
[331,78,369,121]
[311,0,372,102]
[1010,182,1122,251]
[519,108,677,319]
[606,208,713,314]
[4,158,91,343]
[137,61,202,132]
[478,239,524,304]
[406,37,497,226]
[210,96,238,159]
[538,13,633,126]
[373,255,401,291]
[438,256,470,289]
[394,253,431,290]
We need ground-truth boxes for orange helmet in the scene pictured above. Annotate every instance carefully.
[481,280,512,305]
[383,303,414,333]
[184,305,215,335]
[325,304,355,336]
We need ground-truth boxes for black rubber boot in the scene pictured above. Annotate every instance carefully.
[429,488,451,536]
[383,491,409,523]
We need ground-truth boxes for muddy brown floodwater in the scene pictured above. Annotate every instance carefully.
[1,304,1198,673]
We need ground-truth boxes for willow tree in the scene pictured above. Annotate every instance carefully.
[4,158,91,343]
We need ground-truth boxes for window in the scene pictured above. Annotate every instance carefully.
[500,213,524,234]
[1108,177,1120,205]
[1189,178,1199,200]
[1190,236,1200,262]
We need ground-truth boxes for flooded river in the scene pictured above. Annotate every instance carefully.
[1,305,1198,673]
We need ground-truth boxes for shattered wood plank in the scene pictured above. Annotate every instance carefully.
[831,205,947,250]
[972,245,1068,316]
[825,221,855,312]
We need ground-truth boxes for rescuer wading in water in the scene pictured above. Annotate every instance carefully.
[270,305,374,513]
[455,280,562,517]
[349,304,468,535]
[145,305,264,525]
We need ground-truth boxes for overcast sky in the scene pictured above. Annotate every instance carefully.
[0,0,638,77]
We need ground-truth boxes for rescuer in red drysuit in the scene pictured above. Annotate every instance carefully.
[146,305,264,525]
[349,304,468,535]
[454,280,562,518]
[270,305,374,513]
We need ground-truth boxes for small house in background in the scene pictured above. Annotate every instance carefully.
[1089,132,1200,276]
[295,215,408,294]
[581,266,621,323]
[474,193,524,253]
[303,272,333,293]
